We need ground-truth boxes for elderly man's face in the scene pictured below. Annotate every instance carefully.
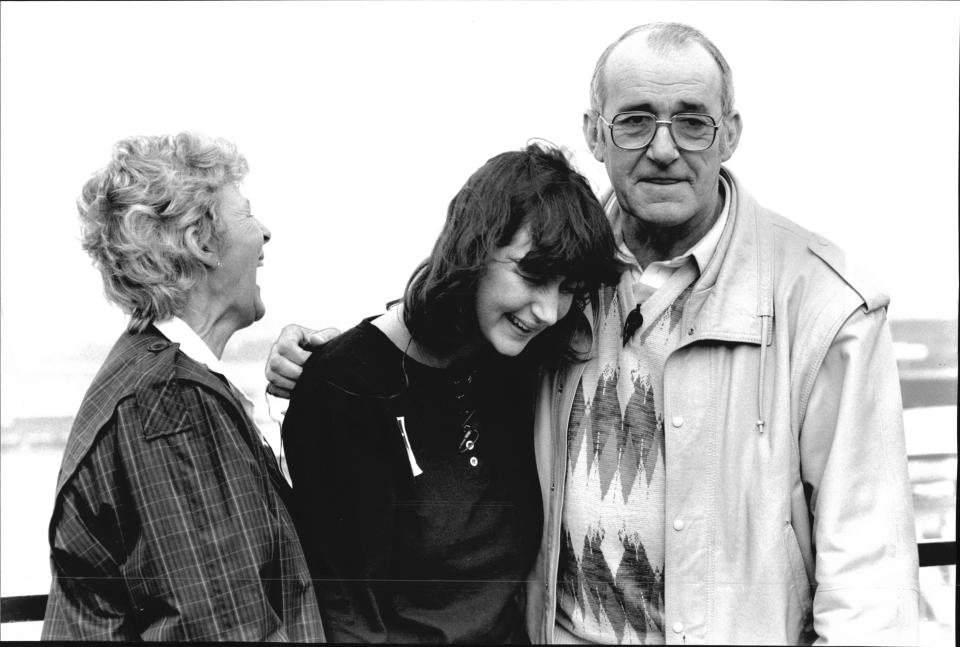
[585,37,741,235]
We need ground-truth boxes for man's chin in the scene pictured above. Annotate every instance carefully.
[623,199,695,228]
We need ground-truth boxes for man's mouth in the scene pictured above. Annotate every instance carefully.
[257,255,264,267]
[641,177,684,185]
[506,313,537,334]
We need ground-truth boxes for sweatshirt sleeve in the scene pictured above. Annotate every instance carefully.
[283,359,403,643]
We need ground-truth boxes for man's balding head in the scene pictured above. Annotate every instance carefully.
[590,23,735,117]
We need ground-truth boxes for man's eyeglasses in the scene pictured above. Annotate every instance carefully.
[598,111,720,152]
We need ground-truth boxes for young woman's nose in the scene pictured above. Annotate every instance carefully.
[531,284,571,326]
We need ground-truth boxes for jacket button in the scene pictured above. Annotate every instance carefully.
[687,327,695,335]
[672,415,684,428]
[673,621,684,633]
[673,518,685,531]
[469,456,478,467]
[147,341,168,352]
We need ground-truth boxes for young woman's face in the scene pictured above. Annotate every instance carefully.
[474,226,574,357]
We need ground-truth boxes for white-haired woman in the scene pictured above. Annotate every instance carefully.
[42,133,324,641]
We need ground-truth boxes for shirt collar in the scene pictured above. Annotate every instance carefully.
[154,317,230,376]
[611,174,731,272]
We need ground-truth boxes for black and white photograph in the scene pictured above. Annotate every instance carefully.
[1,1,956,643]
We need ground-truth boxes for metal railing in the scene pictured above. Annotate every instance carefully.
[2,540,955,624]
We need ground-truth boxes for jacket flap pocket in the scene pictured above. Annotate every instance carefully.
[136,380,193,440]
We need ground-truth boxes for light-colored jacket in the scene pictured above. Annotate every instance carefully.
[526,169,919,645]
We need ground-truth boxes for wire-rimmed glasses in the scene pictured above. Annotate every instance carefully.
[598,111,720,152]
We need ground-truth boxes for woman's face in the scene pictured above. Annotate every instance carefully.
[214,185,271,328]
[474,226,574,357]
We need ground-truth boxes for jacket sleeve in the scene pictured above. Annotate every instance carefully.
[799,305,920,645]
[283,364,401,643]
[44,392,295,642]
[42,422,135,641]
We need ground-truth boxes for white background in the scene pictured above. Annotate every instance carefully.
[2,2,958,401]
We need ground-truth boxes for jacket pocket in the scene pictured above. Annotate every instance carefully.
[136,380,193,440]
[781,522,814,634]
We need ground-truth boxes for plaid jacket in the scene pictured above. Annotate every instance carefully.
[41,326,325,641]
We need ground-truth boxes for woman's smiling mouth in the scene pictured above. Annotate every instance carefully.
[506,313,535,334]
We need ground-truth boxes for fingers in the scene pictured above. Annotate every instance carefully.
[265,324,313,396]
[266,382,294,400]
[305,327,341,350]
[263,324,342,398]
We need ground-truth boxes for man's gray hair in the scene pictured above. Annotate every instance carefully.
[589,22,735,116]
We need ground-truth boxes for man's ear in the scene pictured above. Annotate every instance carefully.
[582,110,605,163]
[719,109,743,162]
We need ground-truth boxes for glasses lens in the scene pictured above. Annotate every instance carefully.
[611,113,656,149]
[671,114,716,151]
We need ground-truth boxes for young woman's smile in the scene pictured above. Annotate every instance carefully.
[475,226,574,357]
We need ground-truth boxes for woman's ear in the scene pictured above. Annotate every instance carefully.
[186,225,219,269]
[582,110,605,163]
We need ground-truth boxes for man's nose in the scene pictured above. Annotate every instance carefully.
[259,220,272,243]
[645,121,680,164]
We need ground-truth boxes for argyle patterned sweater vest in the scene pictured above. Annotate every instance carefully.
[555,264,697,645]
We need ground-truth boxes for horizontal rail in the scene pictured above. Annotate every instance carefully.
[918,540,957,568]
[0,594,46,623]
[1,541,955,624]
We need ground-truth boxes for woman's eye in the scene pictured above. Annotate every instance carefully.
[516,270,543,286]
[560,280,586,294]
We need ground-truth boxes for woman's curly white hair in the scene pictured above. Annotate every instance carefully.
[78,132,248,332]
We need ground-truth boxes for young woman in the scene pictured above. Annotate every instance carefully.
[281,143,621,643]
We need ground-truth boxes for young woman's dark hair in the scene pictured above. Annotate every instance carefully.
[402,142,623,362]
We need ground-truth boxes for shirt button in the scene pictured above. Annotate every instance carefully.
[672,415,684,428]
[469,456,478,467]
[673,621,684,634]
[673,518,685,531]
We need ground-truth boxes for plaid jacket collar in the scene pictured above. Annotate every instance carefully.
[56,325,255,498]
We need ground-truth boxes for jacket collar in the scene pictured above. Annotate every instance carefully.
[679,167,773,346]
[592,167,773,348]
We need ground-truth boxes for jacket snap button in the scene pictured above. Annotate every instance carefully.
[673,621,684,633]
[673,518,685,531]
[469,456,478,467]
[672,416,684,428]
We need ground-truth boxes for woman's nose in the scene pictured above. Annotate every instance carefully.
[531,285,563,326]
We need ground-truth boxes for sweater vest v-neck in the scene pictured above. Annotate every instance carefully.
[555,260,698,645]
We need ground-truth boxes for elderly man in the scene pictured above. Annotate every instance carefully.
[267,23,918,645]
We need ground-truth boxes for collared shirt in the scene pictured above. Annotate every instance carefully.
[612,175,730,287]
[154,317,274,456]
[610,176,730,320]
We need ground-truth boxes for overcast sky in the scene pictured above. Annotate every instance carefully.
[2,1,958,417]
